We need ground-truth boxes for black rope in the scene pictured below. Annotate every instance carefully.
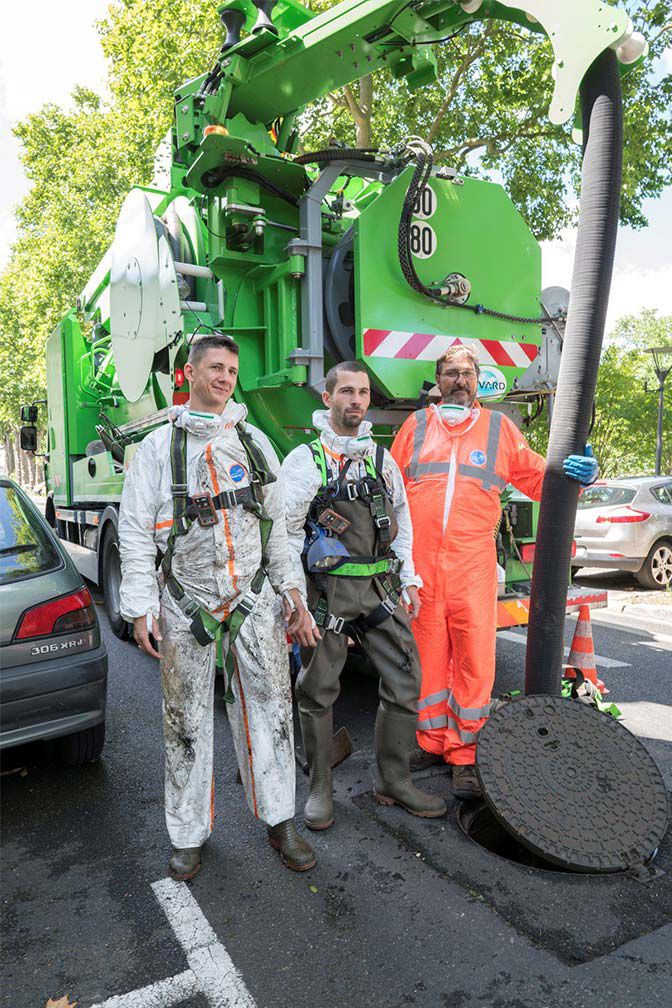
[398,139,564,325]
[294,147,380,165]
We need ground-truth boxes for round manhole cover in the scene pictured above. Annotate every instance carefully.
[476,696,669,873]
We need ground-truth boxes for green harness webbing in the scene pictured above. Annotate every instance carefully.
[306,439,402,638]
[161,423,274,703]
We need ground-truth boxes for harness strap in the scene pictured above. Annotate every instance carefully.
[161,421,275,704]
[311,572,402,643]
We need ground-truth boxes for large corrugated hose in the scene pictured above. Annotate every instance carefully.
[525,49,623,695]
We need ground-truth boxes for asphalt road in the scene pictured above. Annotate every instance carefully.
[2,584,671,1008]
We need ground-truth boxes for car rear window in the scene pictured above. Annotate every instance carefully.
[0,486,61,584]
[577,485,637,510]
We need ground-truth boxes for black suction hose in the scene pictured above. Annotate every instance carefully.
[524,49,623,695]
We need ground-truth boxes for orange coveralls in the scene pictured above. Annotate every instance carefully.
[391,404,546,765]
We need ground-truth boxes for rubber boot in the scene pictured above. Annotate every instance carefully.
[374,709,447,818]
[267,820,316,871]
[299,708,335,830]
[169,846,202,881]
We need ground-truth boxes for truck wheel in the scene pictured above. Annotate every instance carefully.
[635,539,672,590]
[102,527,131,638]
[57,722,105,766]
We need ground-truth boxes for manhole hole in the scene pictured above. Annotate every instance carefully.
[458,801,588,874]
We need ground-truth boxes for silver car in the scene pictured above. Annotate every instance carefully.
[572,476,672,589]
[0,478,108,763]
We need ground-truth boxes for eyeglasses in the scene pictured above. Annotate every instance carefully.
[440,369,478,381]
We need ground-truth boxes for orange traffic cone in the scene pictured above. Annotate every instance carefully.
[565,604,608,693]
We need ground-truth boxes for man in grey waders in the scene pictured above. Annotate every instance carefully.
[119,334,317,880]
[281,362,447,829]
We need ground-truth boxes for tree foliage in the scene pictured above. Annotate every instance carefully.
[0,0,670,472]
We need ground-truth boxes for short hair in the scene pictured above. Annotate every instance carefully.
[188,333,239,367]
[435,345,480,378]
[325,361,369,394]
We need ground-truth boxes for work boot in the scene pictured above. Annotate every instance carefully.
[451,764,482,800]
[374,709,447,818]
[169,846,202,881]
[267,820,316,872]
[409,745,444,772]
[299,708,335,830]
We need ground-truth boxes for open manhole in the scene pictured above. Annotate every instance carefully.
[472,695,669,875]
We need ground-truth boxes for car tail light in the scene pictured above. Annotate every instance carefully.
[596,507,651,524]
[16,588,96,640]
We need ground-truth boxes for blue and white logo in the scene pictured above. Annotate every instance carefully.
[470,450,487,467]
[230,464,246,483]
[478,365,507,400]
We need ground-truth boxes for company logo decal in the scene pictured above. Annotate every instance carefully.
[470,450,487,466]
[230,464,246,483]
[478,365,507,399]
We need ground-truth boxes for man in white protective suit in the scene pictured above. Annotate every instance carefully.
[119,333,318,881]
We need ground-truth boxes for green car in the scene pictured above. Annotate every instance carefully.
[0,478,107,765]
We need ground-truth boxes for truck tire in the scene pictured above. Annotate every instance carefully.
[57,722,105,766]
[102,526,131,639]
[635,539,672,591]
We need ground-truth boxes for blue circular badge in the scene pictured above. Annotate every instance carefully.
[470,450,486,466]
[230,464,246,483]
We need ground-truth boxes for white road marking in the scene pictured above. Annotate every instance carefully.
[497,630,630,669]
[90,878,257,1008]
[89,970,196,1007]
[152,878,257,1007]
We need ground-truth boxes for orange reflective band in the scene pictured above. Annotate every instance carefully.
[205,443,239,601]
[233,653,258,818]
[155,519,173,530]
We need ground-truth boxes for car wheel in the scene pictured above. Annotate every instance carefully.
[635,539,672,591]
[102,527,131,639]
[57,722,105,766]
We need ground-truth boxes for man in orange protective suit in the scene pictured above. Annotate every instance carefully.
[391,345,598,799]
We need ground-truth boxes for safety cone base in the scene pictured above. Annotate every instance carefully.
[476,695,669,874]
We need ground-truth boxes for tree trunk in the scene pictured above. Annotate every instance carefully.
[4,433,16,479]
[355,75,373,148]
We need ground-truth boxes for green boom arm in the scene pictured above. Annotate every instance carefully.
[197,0,641,134]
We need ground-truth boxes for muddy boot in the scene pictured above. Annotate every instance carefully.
[267,820,316,872]
[299,708,335,830]
[451,764,482,800]
[374,710,447,818]
[169,846,202,881]
[409,745,444,772]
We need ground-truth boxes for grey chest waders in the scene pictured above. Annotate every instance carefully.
[161,423,275,703]
[305,440,402,648]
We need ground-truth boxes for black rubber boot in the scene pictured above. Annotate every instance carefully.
[374,710,447,818]
[267,820,316,871]
[299,708,335,830]
[451,764,482,800]
[169,846,202,881]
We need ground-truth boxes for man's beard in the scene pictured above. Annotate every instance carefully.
[334,407,361,430]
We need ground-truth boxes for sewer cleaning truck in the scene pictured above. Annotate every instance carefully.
[21,0,646,637]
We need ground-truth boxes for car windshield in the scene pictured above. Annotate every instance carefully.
[577,485,637,510]
[0,486,61,584]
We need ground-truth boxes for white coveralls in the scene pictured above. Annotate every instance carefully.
[119,402,305,848]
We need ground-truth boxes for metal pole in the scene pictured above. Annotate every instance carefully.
[656,377,664,476]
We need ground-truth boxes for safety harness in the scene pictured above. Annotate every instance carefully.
[161,422,275,703]
[306,439,402,645]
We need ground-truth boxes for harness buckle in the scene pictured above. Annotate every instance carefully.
[192,492,219,527]
[171,482,188,497]
[345,482,358,502]
[375,514,392,529]
[381,596,398,616]
[326,615,345,634]
[249,473,263,505]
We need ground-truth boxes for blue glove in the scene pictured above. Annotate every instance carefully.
[563,443,599,486]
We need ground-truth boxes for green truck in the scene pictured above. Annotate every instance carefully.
[22,0,638,634]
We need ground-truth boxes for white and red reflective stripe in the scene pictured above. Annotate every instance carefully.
[363,329,539,370]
